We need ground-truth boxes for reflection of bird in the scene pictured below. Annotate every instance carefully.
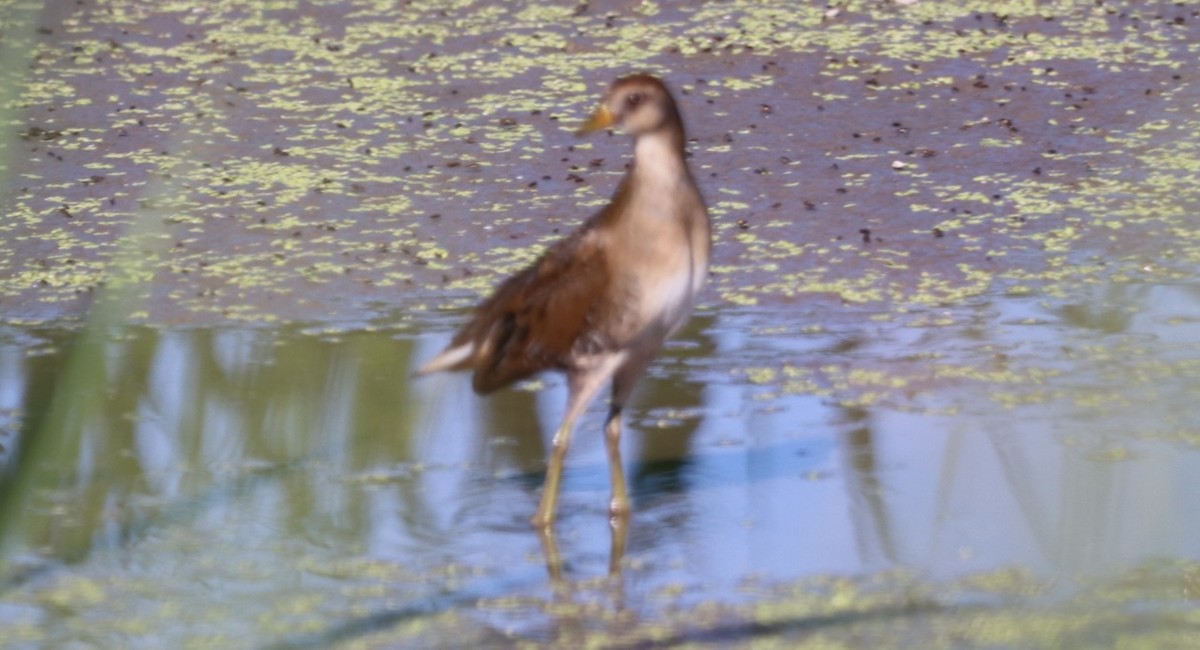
[417,74,711,526]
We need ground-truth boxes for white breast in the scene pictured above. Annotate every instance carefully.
[646,249,701,336]
[620,202,707,340]
[619,131,710,343]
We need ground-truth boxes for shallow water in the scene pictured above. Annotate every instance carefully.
[3,281,1200,646]
[5,0,1200,646]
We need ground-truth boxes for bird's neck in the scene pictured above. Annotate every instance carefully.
[630,127,689,192]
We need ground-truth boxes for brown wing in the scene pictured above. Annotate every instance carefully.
[451,223,611,394]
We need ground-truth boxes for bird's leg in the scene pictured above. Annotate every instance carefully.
[603,393,632,578]
[606,351,653,520]
[532,412,579,528]
[532,360,620,527]
[608,505,629,579]
[537,523,565,583]
[604,405,630,518]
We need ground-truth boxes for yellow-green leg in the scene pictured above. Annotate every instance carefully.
[604,406,630,518]
[537,523,565,582]
[532,413,578,527]
[608,486,630,577]
[531,358,621,527]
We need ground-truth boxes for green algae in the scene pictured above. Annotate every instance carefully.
[4,4,1200,644]
[0,0,1193,324]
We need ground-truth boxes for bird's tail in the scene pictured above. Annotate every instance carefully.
[413,341,476,377]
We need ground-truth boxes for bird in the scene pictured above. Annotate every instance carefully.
[416,74,710,527]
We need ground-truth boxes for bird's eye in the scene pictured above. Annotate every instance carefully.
[625,92,642,108]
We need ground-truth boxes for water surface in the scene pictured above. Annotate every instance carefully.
[4,1,1200,647]
[3,284,1200,646]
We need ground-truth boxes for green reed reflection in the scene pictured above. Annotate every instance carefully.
[0,324,419,569]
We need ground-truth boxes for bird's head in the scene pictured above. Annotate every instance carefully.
[577,74,681,138]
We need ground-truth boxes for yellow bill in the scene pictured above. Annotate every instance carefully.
[576,104,615,135]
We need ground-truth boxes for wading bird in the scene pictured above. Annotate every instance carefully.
[417,74,710,527]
